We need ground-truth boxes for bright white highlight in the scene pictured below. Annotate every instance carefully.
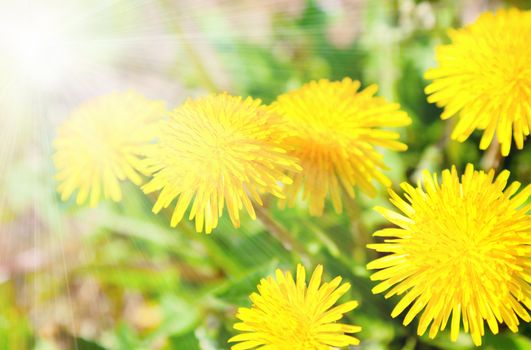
[0,2,82,90]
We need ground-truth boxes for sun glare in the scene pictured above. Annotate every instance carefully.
[0,3,80,90]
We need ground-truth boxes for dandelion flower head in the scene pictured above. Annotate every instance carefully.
[53,90,166,206]
[367,164,530,346]
[425,9,531,156]
[272,78,411,216]
[142,93,301,233]
[229,264,361,350]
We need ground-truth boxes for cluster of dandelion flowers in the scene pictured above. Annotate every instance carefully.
[53,91,166,206]
[229,264,361,350]
[425,9,531,156]
[367,164,530,346]
[142,93,300,233]
[272,78,411,216]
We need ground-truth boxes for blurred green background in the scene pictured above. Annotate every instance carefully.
[0,0,529,349]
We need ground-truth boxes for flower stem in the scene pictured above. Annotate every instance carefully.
[157,0,218,92]
[254,204,310,263]
[179,221,245,277]
[145,192,244,277]
[343,194,369,264]
[481,141,503,171]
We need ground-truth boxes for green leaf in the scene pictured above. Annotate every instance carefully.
[145,295,200,343]
[167,331,200,350]
[86,265,180,293]
[482,331,531,350]
[214,261,278,306]
[74,338,108,350]
[112,324,143,350]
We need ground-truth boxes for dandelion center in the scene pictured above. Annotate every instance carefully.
[261,304,316,349]
[409,198,510,291]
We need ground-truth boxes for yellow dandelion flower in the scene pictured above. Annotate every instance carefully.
[229,264,361,350]
[53,91,166,206]
[142,93,300,234]
[272,78,411,216]
[367,164,530,346]
[425,9,531,156]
